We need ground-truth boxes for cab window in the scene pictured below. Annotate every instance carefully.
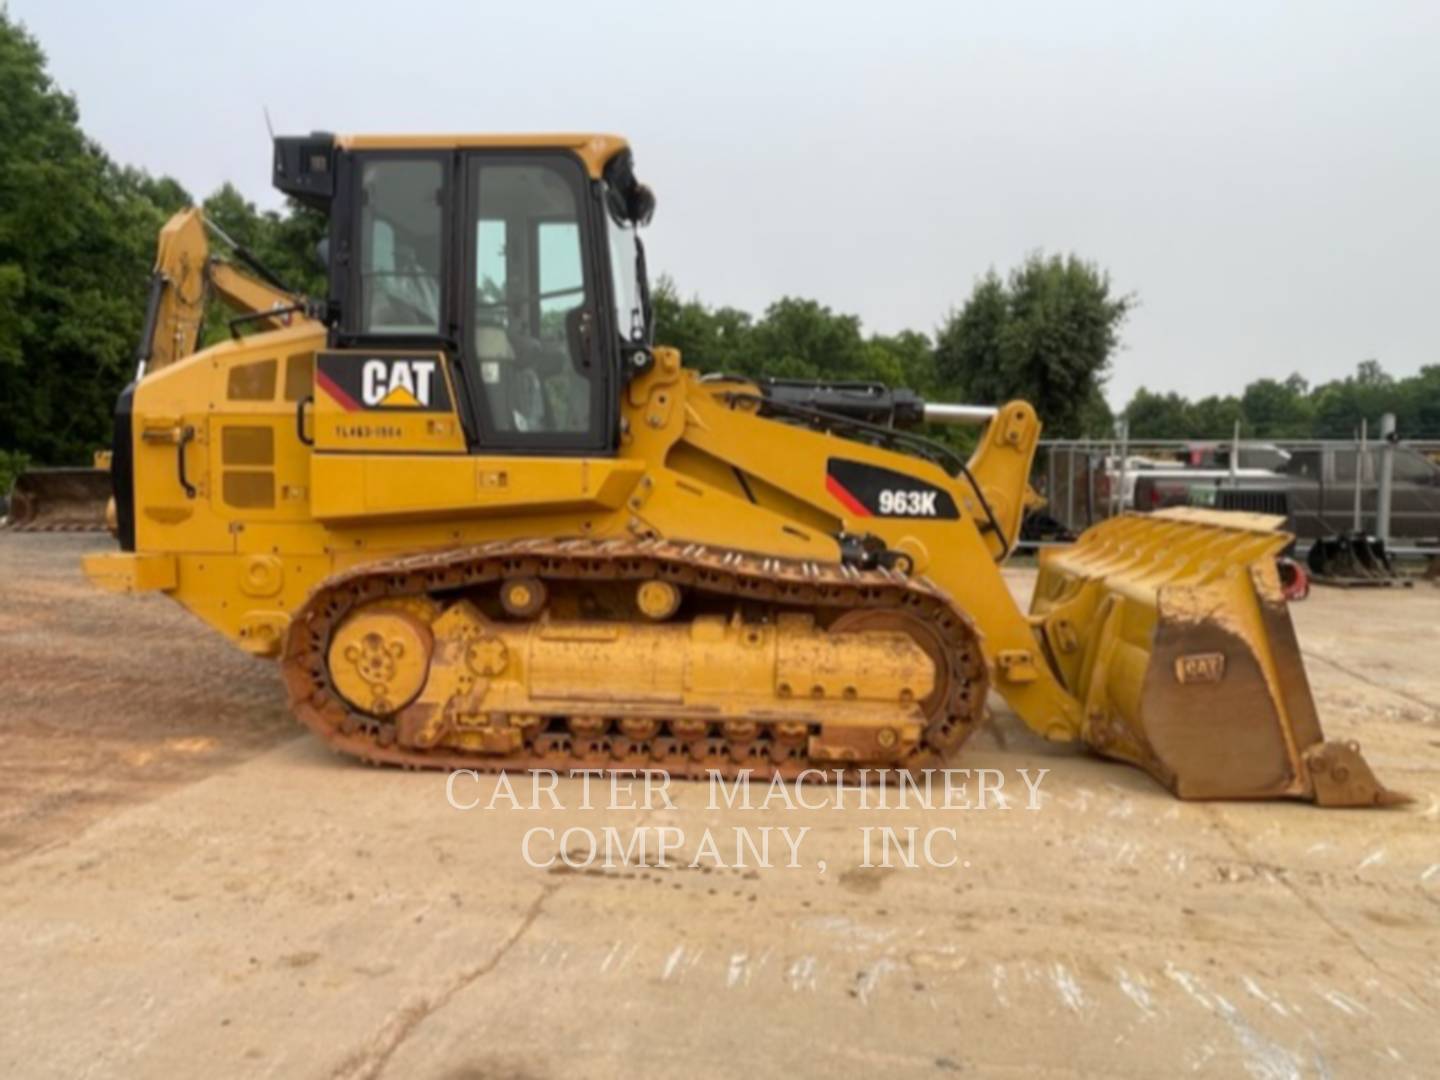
[467,159,596,440]
[357,158,443,334]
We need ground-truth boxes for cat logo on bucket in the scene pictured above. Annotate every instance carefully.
[1174,652,1226,684]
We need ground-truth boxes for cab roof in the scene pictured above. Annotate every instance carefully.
[334,133,630,179]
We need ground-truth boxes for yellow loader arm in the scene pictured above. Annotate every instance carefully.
[653,372,1401,807]
[140,208,310,376]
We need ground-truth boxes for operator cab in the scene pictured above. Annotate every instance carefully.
[273,133,654,455]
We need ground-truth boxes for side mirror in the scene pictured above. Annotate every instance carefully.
[626,183,656,226]
[314,237,330,272]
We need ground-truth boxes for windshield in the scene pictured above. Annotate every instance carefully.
[606,208,647,345]
[358,158,444,334]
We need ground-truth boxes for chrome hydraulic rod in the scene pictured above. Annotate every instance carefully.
[922,403,999,425]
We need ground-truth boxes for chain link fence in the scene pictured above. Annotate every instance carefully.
[1027,429,1440,555]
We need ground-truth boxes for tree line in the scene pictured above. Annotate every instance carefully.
[652,252,1126,443]
[0,13,326,488]
[3,11,1435,497]
[653,282,1440,445]
[1122,362,1440,442]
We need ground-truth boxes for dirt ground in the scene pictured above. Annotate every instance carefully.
[0,535,293,861]
[1,534,1438,1079]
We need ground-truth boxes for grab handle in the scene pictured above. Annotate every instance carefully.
[296,395,314,446]
[176,425,196,498]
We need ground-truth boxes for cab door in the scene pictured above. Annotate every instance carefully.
[304,147,629,523]
[460,153,615,454]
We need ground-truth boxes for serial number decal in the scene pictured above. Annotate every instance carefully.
[333,424,404,440]
[1174,652,1226,684]
[825,459,960,520]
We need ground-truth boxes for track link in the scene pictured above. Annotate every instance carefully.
[281,537,989,779]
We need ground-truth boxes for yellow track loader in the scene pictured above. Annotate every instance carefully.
[81,132,1399,805]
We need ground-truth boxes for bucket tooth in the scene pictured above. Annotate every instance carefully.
[1033,508,1405,806]
[1304,741,1410,808]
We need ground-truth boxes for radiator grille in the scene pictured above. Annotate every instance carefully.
[284,353,313,402]
[221,425,276,509]
[222,472,275,509]
[221,426,274,466]
[227,359,277,401]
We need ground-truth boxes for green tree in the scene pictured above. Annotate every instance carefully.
[935,274,1006,399]
[202,182,326,298]
[1186,394,1244,438]
[1401,365,1440,435]
[1121,388,1248,439]
[1239,375,1314,438]
[652,279,942,393]
[935,253,1133,438]
[1077,385,1116,438]
[651,275,755,374]
[1310,360,1409,438]
[1123,387,1191,438]
[747,297,869,381]
[0,12,188,463]
[1119,362,1440,442]
[866,329,937,397]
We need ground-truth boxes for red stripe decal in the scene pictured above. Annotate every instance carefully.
[825,474,871,517]
[315,368,360,412]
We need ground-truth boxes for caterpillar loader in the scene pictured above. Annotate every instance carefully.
[81,132,1401,806]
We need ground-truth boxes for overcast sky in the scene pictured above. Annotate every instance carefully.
[13,0,1438,407]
